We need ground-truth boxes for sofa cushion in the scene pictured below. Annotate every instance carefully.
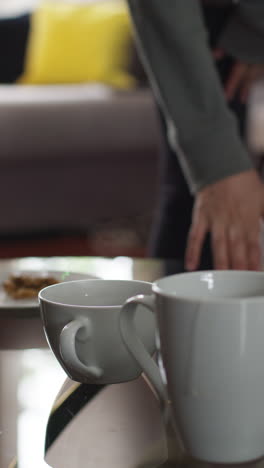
[19,1,136,89]
[0,84,159,159]
[0,13,30,83]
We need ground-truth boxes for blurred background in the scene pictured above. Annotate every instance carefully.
[0,0,263,259]
[0,0,161,259]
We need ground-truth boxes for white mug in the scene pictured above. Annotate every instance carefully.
[39,279,156,384]
[119,270,264,464]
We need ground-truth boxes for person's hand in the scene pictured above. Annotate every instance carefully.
[213,48,264,102]
[185,169,264,271]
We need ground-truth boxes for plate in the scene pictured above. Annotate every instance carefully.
[0,270,98,317]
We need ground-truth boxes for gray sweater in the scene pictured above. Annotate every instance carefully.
[127,0,264,193]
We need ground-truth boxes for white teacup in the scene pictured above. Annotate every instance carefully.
[119,270,264,464]
[39,279,155,384]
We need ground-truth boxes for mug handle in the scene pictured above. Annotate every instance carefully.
[60,317,103,378]
[120,294,168,409]
[120,294,186,463]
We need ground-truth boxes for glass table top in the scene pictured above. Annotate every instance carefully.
[2,256,263,468]
[0,256,176,468]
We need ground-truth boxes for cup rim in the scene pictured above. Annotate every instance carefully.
[152,270,264,304]
[38,278,152,308]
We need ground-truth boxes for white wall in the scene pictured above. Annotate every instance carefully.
[0,0,112,16]
[0,0,40,16]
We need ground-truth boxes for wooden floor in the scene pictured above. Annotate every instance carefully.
[0,229,147,259]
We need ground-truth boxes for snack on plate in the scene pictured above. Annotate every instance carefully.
[3,273,59,299]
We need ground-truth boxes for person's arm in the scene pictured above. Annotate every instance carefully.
[126,0,253,193]
[127,0,264,271]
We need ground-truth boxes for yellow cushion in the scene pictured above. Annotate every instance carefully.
[19,0,136,88]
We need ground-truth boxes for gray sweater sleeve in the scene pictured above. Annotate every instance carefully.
[219,0,264,63]
[127,0,252,193]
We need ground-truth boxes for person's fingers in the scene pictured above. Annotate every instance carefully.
[246,224,262,271]
[185,215,208,271]
[211,223,229,270]
[187,170,264,271]
[228,225,248,270]
[212,221,262,271]
[225,63,248,101]
[213,48,225,60]
[240,68,260,103]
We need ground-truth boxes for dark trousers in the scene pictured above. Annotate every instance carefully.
[149,5,246,270]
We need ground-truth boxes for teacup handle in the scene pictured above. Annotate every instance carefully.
[60,317,103,379]
[120,294,168,408]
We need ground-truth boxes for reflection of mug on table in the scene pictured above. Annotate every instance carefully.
[120,271,264,464]
[39,279,155,384]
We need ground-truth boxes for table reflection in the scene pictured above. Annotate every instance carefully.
[2,349,66,468]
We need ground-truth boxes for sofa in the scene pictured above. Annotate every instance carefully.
[0,10,160,235]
